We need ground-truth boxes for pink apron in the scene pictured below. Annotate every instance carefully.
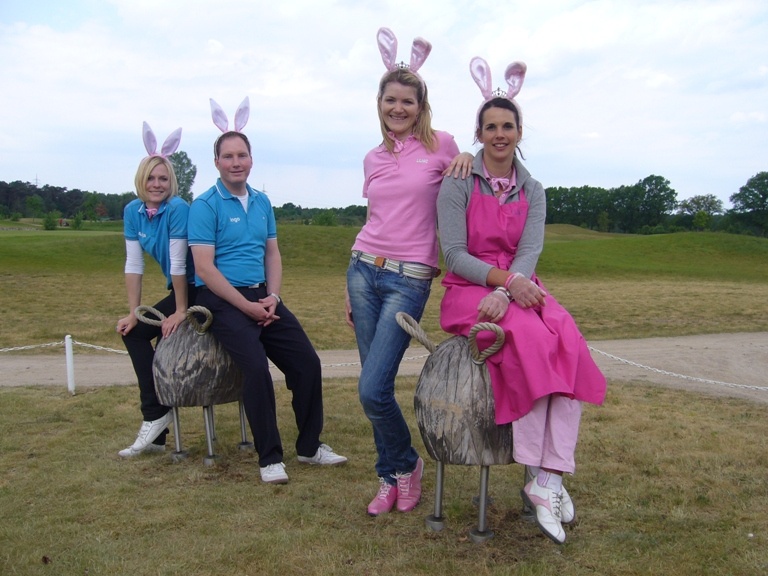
[440,178,606,424]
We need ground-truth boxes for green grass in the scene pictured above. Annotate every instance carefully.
[2,223,768,575]
[1,379,767,575]
[2,223,767,349]
[538,230,768,281]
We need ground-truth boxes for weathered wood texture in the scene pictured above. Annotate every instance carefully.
[153,319,243,407]
[414,335,514,466]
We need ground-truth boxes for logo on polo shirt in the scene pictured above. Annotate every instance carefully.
[416,158,428,163]
[230,217,240,223]
[138,231,147,238]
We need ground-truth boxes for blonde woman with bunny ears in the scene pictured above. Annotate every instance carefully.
[116,123,197,458]
[345,28,472,516]
[437,58,606,544]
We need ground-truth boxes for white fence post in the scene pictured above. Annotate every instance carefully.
[65,335,75,395]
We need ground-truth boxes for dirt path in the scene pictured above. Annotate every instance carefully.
[2,333,766,404]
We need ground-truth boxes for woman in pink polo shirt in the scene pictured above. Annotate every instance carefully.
[345,28,470,516]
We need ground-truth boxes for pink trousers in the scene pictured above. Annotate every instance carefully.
[512,394,582,474]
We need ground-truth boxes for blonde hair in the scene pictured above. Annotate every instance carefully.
[134,156,178,203]
[376,68,437,154]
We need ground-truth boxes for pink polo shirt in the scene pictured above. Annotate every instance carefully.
[352,130,459,268]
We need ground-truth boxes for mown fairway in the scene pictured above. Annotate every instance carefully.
[1,223,767,350]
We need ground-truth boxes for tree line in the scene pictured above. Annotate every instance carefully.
[546,173,768,236]
[2,161,766,236]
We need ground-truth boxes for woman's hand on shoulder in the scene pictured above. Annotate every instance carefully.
[443,152,474,179]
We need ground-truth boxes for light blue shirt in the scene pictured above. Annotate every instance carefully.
[123,196,195,288]
[188,179,277,287]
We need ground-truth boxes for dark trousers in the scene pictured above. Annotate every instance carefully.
[196,286,324,467]
[121,286,197,444]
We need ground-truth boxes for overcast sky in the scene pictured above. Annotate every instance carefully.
[1,0,766,209]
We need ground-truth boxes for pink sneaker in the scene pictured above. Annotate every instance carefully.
[395,457,423,513]
[521,479,566,544]
[367,478,398,516]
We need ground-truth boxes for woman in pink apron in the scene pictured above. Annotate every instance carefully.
[437,58,607,544]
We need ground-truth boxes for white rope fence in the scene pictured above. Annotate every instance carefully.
[2,337,765,395]
[587,346,768,392]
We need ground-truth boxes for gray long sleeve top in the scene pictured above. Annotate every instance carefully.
[437,151,546,286]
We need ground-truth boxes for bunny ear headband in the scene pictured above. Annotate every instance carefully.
[142,122,182,158]
[470,56,527,129]
[209,96,250,133]
[377,27,432,83]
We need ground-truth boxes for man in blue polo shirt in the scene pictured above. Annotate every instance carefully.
[188,130,347,484]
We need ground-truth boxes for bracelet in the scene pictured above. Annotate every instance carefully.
[503,273,521,291]
[494,286,512,302]
[269,292,281,304]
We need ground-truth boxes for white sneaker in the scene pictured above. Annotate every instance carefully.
[521,479,566,544]
[260,462,289,484]
[118,412,173,458]
[297,443,348,466]
[118,442,166,458]
[560,486,575,524]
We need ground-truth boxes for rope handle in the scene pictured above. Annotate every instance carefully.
[134,305,214,335]
[395,312,437,353]
[468,322,505,363]
[395,312,505,363]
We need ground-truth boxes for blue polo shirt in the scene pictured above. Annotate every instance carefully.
[188,179,277,287]
[123,196,195,288]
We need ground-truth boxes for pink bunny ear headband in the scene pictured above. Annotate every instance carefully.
[209,96,250,133]
[142,122,182,158]
[377,27,432,84]
[470,56,527,130]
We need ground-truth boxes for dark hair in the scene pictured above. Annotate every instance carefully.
[475,97,525,159]
[476,97,521,139]
[214,131,252,158]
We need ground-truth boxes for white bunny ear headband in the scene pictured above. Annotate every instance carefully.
[470,56,527,129]
[209,96,250,133]
[377,27,432,83]
[142,122,182,158]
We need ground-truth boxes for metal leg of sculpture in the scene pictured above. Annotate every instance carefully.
[209,405,217,441]
[237,400,254,450]
[473,493,495,506]
[169,406,188,462]
[425,460,446,531]
[202,405,219,466]
[521,464,535,522]
[469,465,494,543]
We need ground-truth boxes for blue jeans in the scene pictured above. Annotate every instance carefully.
[347,254,432,483]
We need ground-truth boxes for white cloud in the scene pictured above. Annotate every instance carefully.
[0,0,767,206]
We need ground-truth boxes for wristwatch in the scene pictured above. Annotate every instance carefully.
[269,292,281,304]
[494,286,513,302]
